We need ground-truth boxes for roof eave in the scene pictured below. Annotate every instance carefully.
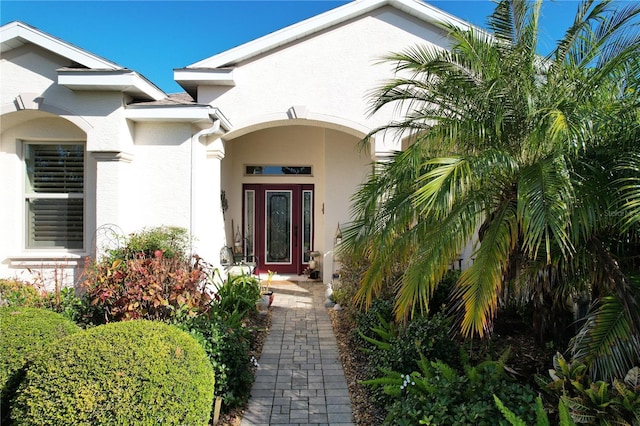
[58,68,166,101]
[173,68,235,96]
[0,21,121,70]
[124,104,233,131]
[186,0,479,70]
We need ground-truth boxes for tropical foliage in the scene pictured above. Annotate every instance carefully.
[341,0,640,380]
[363,351,538,425]
[536,353,640,424]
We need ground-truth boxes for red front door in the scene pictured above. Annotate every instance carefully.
[243,184,313,274]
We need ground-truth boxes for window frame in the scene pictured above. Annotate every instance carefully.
[244,165,313,176]
[23,141,86,251]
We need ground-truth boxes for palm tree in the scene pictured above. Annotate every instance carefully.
[342,0,639,379]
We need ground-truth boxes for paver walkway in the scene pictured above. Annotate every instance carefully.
[240,280,355,426]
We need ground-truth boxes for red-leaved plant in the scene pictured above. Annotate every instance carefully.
[81,251,211,323]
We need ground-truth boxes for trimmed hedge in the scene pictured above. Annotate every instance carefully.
[0,307,80,416]
[11,320,215,426]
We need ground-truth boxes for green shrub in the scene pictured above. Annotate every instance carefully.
[428,269,460,313]
[357,308,461,375]
[353,297,395,348]
[0,279,46,308]
[178,312,254,409]
[0,278,92,326]
[109,226,190,261]
[356,308,461,407]
[0,307,80,423]
[11,320,215,426]
[47,287,91,325]
[173,273,261,410]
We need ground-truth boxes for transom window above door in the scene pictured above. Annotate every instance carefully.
[245,165,312,176]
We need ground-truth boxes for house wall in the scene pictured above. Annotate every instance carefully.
[128,122,193,231]
[1,44,130,152]
[0,6,469,288]
[199,6,450,156]
[0,43,136,287]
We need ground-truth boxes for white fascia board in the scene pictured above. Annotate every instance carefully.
[187,0,480,69]
[124,104,223,125]
[1,21,121,70]
[208,107,233,132]
[394,0,475,31]
[58,69,166,101]
[173,68,235,86]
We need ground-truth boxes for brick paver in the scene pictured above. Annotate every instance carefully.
[240,280,355,426]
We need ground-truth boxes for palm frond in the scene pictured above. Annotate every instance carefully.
[570,293,640,381]
[451,200,518,337]
[394,198,483,321]
[517,155,574,262]
[615,153,640,231]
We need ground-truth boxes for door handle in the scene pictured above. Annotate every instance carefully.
[294,224,298,247]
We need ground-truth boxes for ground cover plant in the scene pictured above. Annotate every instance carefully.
[10,320,215,426]
[364,353,538,425]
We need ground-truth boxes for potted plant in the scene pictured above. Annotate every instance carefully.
[257,270,275,311]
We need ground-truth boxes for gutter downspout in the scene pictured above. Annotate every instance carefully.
[190,117,222,255]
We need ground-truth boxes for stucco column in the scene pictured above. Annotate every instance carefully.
[91,151,133,255]
[191,137,226,267]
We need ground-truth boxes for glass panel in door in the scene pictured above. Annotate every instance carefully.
[265,190,291,263]
[302,190,312,263]
[244,190,255,262]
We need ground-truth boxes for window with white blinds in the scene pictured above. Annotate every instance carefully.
[25,143,84,249]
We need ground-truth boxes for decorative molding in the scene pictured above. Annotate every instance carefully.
[206,137,226,160]
[186,0,478,69]
[14,93,43,110]
[8,253,88,267]
[91,151,134,163]
[287,105,309,119]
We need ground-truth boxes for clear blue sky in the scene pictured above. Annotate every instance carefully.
[1,1,583,94]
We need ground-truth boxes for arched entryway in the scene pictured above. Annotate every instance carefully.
[221,120,370,279]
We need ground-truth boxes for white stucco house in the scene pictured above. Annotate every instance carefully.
[0,0,477,288]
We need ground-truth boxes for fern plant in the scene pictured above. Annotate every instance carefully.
[494,394,577,426]
[357,312,396,352]
[363,351,537,425]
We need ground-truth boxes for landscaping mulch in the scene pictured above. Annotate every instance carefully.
[328,308,386,426]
